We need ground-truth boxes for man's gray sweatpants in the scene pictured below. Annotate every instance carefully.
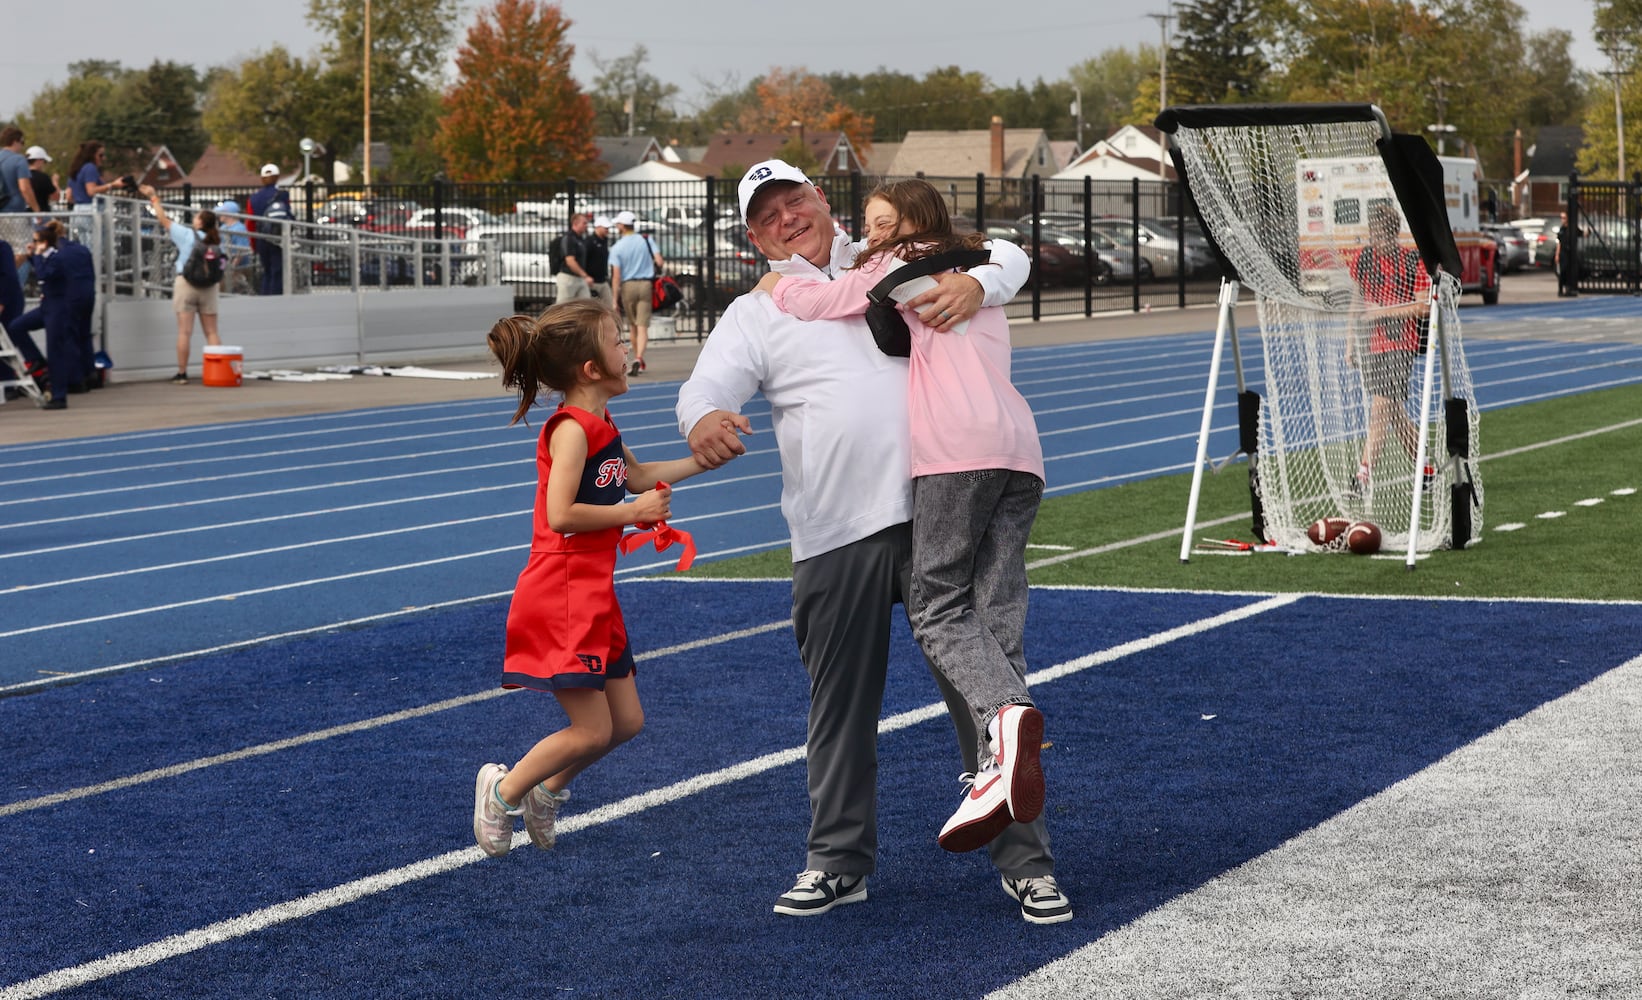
[791,522,1054,878]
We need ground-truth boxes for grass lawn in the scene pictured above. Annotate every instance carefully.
[682,383,1642,602]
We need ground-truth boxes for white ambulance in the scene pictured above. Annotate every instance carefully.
[1296,155,1499,304]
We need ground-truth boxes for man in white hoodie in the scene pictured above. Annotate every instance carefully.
[676,160,1072,925]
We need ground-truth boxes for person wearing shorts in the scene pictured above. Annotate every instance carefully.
[143,185,223,383]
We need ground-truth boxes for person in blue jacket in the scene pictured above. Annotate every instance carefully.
[16,220,97,408]
[246,164,293,295]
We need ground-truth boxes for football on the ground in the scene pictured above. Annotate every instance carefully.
[1346,521,1382,555]
[1307,517,1352,547]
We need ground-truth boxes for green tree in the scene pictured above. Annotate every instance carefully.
[18,60,207,177]
[1068,45,1162,144]
[435,0,600,182]
[589,45,680,138]
[827,67,993,139]
[990,77,1079,141]
[1170,0,1274,103]
[306,0,459,180]
[202,46,332,178]
[1520,29,1590,128]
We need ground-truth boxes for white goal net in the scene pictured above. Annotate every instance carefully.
[1159,105,1483,554]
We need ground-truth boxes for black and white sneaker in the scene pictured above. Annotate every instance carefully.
[773,870,867,917]
[1001,874,1073,925]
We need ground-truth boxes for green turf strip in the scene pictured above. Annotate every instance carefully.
[683,383,1642,602]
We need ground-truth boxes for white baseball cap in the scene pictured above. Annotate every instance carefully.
[259,163,280,178]
[613,210,637,227]
[593,216,612,229]
[738,160,812,224]
[25,145,50,162]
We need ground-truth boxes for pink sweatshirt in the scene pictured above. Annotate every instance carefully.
[770,249,1044,482]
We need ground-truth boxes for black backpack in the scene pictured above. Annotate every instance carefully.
[182,237,224,289]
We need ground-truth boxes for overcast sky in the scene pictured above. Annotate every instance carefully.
[2,0,1606,128]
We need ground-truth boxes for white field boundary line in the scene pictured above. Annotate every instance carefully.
[1031,414,1642,565]
[0,594,1300,1000]
[0,501,782,639]
[0,620,796,819]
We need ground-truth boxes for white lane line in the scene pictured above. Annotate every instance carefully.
[0,594,1299,1000]
[1,511,527,595]
[0,501,784,639]
[1,482,532,559]
[0,620,796,818]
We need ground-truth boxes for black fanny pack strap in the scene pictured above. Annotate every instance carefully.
[866,247,991,304]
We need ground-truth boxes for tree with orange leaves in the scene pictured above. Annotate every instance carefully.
[736,68,874,162]
[436,0,601,183]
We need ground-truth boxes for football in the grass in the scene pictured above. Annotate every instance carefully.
[1346,521,1382,555]
[1307,516,1352,547]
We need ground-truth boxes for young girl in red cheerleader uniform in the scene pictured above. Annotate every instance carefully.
[474,299,708,857]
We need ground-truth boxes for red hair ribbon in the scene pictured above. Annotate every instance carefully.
[618,481,697,571]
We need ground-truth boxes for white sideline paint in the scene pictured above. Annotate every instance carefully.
[0,594,1300,999]
[0,619,796,818]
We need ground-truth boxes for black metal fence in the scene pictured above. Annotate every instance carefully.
[164,174,1226,334]
[1568,170,1642,295]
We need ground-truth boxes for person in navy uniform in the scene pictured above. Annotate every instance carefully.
[247,164,294,295]
[15,221,96,408]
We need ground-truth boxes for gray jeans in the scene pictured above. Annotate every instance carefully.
[792,522,1053,878]
[909,469,1043,764]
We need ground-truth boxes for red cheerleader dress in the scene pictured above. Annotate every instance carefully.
[501,405,636,691]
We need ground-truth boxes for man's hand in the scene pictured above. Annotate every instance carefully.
[687,409,752,469]
[905,272,984,330]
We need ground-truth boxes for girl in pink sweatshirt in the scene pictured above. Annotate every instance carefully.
[756,179,1049,856]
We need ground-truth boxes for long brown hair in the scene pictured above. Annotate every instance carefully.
[68,140,104,178]
[194,209,221,245]
[853,178,986,270]
[34,219,65,248]
[487,300,619,425]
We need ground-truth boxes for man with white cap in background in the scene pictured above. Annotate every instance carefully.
[25,146,58,216]
[675,160,1073,925]
[607,210,663,374]
[247,163,294,295]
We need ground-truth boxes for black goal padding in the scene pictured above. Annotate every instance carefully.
[1380,133,1464,281]
[1445,397,1472,459]
[1248,458,1268,544]
[1238,390,1261,457]
[1450,480,1476,550]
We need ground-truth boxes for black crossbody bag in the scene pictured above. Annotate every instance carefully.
[863,247,990,357]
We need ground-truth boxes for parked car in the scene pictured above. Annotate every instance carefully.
[983,223,1088,287]
[1089,218,1193,279]
[1482,223,1530,272]
[403,206,497,238]
[1516,215,1563,268]
[1039,226,1148,284]
[463,223,560,303]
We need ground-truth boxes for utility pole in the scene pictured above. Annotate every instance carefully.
[1426,77,1459,155]
[1147,5,1173,181]
[362,0,373,186]
[1071,84,1085,150]
[1599,32,1633,179]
